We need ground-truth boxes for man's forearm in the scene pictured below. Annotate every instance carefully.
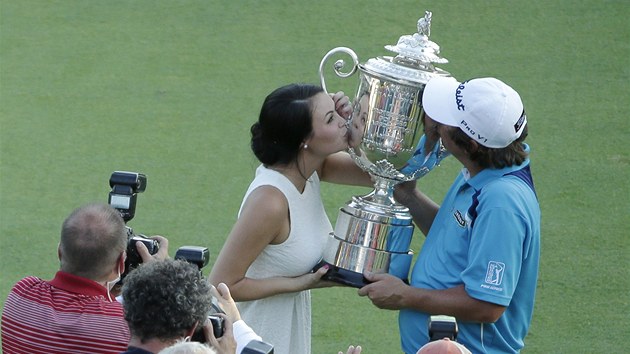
[401,284,506,323]
[396,187,439,235]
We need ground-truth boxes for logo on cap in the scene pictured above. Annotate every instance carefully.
[514,111,526,133]
[455,81,468,111]
[460,120,488,144]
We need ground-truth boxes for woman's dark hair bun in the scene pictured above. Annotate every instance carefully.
[250,83,324,165]
[250,121,282,165]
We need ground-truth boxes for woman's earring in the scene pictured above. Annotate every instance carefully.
[303,144,308,149]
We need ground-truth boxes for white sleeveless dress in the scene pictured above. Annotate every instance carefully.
[235,165,332,354]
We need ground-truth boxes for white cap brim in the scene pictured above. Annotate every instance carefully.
[422,76,460,127]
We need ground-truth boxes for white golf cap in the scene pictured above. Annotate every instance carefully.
[422,76,526,148]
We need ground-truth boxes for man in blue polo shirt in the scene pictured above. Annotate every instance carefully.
[358,77,540,354]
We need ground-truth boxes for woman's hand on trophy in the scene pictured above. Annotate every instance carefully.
[330,91,352,120]
[296,263,339,290]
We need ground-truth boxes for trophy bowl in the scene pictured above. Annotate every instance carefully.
[315,11,452,287]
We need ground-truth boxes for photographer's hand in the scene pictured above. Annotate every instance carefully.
[204,313,237,354]
[136,235,169,263]
[210,283,241,323]
[339,345,362,354]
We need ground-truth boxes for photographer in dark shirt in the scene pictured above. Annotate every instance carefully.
[120,258,238,354]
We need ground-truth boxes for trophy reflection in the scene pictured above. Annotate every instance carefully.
[315,11,452,287]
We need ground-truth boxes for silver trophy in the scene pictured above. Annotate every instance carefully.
[316,11,452,287]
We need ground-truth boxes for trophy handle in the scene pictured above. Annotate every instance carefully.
[318,47,359,94]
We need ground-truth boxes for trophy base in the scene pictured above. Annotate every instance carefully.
[312,259,369,288]
[312,259,410,288]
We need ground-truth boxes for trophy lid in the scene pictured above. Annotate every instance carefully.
[360,11,450,86]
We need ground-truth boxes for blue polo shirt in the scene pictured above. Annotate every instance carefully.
[399,150,540,354]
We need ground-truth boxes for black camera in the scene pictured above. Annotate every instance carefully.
[108,171,159,279]
[207,314,225,339]
[191,307,225,342]
[175,246,210,271]
[175,246,221,342]
[176,244,213,338]
[242,340,274,354]
[428,315,458,341]
[193,314,274,353]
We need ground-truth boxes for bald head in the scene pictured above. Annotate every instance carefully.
[416,338,472,354]
[59,203,127,280]
[159,341,217,354]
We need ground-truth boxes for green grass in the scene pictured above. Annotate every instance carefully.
[1,1,629,353]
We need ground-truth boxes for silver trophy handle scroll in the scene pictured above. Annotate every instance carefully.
[318,47,359,94]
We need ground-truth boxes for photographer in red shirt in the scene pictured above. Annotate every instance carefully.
[1,203,168,354]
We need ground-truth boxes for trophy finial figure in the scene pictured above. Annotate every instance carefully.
[383,10,447,65]
[417,11,432,38]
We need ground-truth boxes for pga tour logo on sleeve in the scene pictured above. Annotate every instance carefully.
[481,261,505,291]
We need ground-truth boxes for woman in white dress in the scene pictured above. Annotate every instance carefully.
[209,83,371,354]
